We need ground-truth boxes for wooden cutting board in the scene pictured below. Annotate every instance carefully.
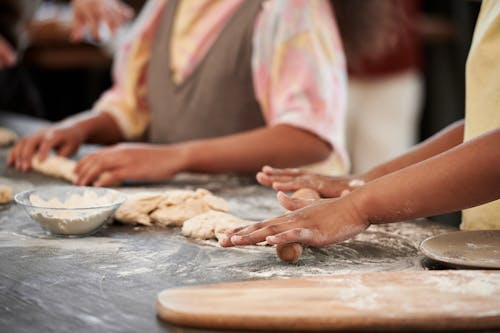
[157,270,500,331]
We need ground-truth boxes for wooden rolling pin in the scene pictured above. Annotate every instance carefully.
[276,188,320,263]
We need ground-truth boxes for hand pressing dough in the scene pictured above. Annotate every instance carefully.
[31,155,77,182]
[0,185,13,204]
[150,189,228,227]
[114,192,164,226]
[0,128,18,146]
[182,210,253,242]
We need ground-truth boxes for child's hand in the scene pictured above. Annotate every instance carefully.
[8,124,86,171]
[220,193,369,248]
[71,0,134,41]
[257,165,366,198]
[0,35,16,69]
[73,143,188,187]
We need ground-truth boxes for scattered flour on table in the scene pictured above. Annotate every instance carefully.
[0,230,124,251]
[421,270,500,296]
[116,267,154,277]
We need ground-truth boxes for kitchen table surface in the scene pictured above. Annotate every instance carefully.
[0,113,458,333]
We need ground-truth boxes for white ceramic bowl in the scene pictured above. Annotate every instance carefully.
[15,186,126,237]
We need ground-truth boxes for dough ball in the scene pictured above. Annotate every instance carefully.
[0,185,13,204]
[181,210,252,242]
[31,155,77,182]
[276,243,303,263]
[292,188,320,200]
[114,192,164,226]
[150,189,228,227]
[0,128,17,146]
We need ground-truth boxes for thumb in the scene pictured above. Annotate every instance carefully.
[277,191,311,211]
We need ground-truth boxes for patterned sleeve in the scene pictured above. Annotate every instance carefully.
[252,0,349,169]
[92,0,167,140]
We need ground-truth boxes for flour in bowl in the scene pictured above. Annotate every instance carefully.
[28,189,121,235]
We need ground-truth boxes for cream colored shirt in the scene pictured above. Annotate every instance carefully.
[461,0,500,230]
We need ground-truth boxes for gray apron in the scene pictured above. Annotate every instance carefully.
[147,0,266,144]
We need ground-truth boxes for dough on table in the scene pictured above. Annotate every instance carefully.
[0,185,13,204]
[114,192,164,226]
[150,189,228,227]
[181,210,253,242]
[31,155,77,182]
[0,128,17,146]
[114,189,228,227]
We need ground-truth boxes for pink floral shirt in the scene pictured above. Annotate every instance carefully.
[93,0,349,172]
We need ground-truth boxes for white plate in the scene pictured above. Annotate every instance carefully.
[420,230,500,269]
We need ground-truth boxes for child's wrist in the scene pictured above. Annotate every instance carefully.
[347,185,374,226]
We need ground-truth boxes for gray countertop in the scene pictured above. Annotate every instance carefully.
[0,113,456,333]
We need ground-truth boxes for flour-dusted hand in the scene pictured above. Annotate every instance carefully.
[257,165,366,198]
[0,35,16,69]
[71,0,134,41]
[221,194,369,248]
[74,143,190,187]
[8,124,85,172]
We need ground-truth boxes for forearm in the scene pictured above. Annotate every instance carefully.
[353,127,500,224]
[62,112,124,144]
[181,125,332,174]
[364,120,465,181]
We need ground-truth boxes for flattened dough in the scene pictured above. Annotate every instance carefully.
[0,127,17,146]
[0,185,13,204]
[31,155,77,182]
[150,189,228,227]
[182,211,253,242]
[114,189,228,227]
[114,192,164,226]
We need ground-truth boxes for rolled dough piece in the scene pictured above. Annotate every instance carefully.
[0,185,13,204]
[31,155,77,182]
[276,243,303,263]
[114,192,164,226]
[150,189,229,227]
[181,211,253,242]
[0,128,17,146]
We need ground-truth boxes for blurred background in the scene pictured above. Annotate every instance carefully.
[0,0,482,225]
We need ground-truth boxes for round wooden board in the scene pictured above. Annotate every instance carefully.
[420,230,500,269]
[157,270,500,331]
